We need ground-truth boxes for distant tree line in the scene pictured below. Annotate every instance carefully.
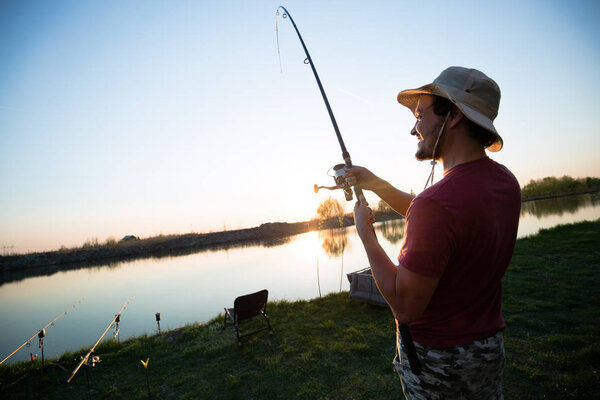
[521,175,600,200]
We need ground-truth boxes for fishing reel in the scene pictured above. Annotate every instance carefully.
[314,163,354,201]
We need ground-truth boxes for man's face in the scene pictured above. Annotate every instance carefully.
[410,95,446,161]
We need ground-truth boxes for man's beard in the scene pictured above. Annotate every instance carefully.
[414,118,447,162]
[415,140,433,161]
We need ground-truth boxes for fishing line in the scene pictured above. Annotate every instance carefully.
[275,9,283,73]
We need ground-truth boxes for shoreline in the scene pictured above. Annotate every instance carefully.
[0,212,402,285]
[1,189,597,284]
[521,189,599,202]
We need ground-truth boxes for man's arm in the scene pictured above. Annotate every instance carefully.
[354,195,439,322]
[371,180,415,218]
[343,166,414,216]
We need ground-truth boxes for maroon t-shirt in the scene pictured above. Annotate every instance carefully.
[397,157,521,347]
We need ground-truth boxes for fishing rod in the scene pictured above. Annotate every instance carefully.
[0,298,83,366]
[67,296,133,383]
[276,6,361,203]
[276,7,422,375]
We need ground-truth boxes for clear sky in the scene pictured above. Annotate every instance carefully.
[1,0,599,253]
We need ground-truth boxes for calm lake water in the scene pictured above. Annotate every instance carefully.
[1,193,599,364]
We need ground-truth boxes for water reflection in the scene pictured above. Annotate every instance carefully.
[319,228,348,257]
[1,193,598,364]
[316,219,407,293]
[521,192,600,219]
[0,235,293,287]
[318,228,349,293]
[375,218,406,244]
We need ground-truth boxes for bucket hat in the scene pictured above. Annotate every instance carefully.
[397,67,503,152]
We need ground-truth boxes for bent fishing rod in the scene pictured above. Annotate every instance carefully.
[67,296,133,383]
[276,6,361,203]
[0,298,83,366]
[276,7,422,375]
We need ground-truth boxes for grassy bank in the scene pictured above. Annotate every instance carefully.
[1,220,599,399]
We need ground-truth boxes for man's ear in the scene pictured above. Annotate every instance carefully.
[448,107,465,128]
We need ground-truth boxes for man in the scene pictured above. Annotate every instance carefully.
[344,67,521,399]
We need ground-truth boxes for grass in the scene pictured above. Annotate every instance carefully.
[501,220,600,399]
[1,220,599,399]
[76,234,188,251]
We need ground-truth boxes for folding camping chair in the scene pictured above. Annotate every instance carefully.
[223,289,273,346]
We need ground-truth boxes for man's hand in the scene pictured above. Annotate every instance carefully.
[342,166,382,191]
[354,194,376,241]
[343,166,415,217]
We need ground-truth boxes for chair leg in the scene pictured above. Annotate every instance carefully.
[235,326,242,346]
[262,312,273,334]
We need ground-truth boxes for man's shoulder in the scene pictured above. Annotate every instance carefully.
[415,158,520,209]
[487,158,519,180]
[407,194,453,222]
[444,158,519,191]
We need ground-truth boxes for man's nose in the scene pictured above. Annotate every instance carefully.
[410,125,417,136]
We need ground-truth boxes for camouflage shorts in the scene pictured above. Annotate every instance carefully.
[393,331,505,400]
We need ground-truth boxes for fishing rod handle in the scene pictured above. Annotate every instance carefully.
[353,186,366,204]
[343,158,367,205]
